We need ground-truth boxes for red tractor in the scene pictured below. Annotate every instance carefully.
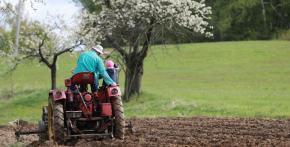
[37,72,125,144]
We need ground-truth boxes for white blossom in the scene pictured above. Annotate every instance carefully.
[80,0,213,44]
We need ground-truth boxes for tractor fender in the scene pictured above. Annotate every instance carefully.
[49,90,66,101]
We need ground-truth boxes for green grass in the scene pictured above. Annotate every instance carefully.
[0,90,47,123]
[1,41,290,124]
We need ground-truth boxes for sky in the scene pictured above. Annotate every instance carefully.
[4,0,81,28]
[0,0,86,51]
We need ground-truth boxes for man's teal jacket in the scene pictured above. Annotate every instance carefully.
[73,50,114,85]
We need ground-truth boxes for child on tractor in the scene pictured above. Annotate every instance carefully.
[103,60,119,86]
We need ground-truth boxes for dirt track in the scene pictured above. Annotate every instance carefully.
[1,117,290,147]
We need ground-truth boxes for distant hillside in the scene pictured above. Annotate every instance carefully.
[0,41,290,124]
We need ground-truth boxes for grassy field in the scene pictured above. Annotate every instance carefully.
[0,41,290,124]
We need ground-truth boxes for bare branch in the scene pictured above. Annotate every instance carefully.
[138,20,155,59]
[38,35,52,68]
[54,42,82,57]
[51,42,82,65]
[1,54,38,75]
[105,35,128,58]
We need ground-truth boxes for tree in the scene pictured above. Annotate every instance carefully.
[0,2,14,54]
[1,1,83,90]
[80,0,212,100]
[74,0,102,13]
[209,0,290,40]
[210,0,265,40]
[19,21,83,89]
[1,19,82,90]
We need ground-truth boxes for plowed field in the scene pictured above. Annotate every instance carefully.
[1,117,290,146]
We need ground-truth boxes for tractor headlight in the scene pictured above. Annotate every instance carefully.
[56,91,63,98]
[111,88,118,95]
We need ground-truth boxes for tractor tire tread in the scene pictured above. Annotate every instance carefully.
[112,96,125,140]
[53,103,65,145]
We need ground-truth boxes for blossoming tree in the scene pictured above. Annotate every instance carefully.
[1,18,82,90]
[80,0,212,100]
[1,1,83,90]
[18,21,83,89]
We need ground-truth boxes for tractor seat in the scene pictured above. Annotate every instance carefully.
[71,72,94,85]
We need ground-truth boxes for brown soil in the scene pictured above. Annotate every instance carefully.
[1,117,290,147]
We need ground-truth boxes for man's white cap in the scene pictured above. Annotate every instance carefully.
[92,45,104,54]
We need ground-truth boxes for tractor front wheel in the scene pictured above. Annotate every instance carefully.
[53,103,65,144]
[48,100,65,145]
[112,96,125,139]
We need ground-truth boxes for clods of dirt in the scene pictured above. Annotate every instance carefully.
[1,117,290,146]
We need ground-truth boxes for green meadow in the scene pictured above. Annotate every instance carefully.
[0,41,290,124]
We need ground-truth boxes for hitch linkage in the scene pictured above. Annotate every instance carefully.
[15,130,45,140]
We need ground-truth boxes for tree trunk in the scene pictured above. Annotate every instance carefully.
[123,59,144,101]
[260,0,267,28]
[107,23,153,101]
[122,26,153,100]
[50,64,57,90]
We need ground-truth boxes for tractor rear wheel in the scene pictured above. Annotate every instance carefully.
[53,103,65,144]
[48,101,65,144]
[38,120,48,142]
[38,106,48,142]
[112,96,125,139]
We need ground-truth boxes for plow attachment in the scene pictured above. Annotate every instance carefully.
[14,121,134,141]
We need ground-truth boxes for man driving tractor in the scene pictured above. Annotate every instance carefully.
[15,46,126,144]
[72,45,116,94]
